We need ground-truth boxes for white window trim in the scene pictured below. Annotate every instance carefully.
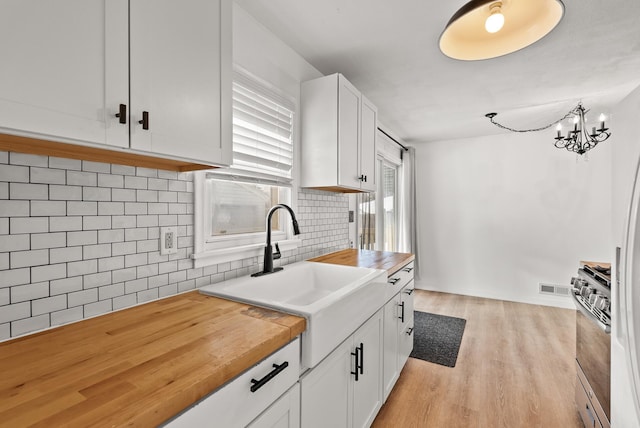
[192,172,300,268]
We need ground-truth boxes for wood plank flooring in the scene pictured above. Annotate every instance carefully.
[373,290,582,428]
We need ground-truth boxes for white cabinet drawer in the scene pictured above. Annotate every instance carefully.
[387,261,414,290]
[164,338,300,428]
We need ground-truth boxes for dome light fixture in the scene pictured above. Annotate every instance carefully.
[439,0,565,61]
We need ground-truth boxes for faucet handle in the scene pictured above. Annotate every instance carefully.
[273,243,281,260]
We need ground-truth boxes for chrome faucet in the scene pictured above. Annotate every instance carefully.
[252,204,301,277]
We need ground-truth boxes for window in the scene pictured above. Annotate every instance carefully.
[194,69,297,266]
[356,129,402,252]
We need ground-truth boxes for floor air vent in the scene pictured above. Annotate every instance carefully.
[539,283,570,296]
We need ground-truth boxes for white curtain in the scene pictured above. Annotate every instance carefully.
[399,146,419,279]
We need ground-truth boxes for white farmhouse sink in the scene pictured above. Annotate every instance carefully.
[199,261,395,369]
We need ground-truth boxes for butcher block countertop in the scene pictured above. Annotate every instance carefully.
[0,291,306,428]
[309,249,414,276]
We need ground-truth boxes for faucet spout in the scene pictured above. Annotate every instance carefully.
[252,204,301,277]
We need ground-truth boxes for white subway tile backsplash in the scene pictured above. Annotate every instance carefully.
[113,293,137,310]
[67,201,98,216]
[0,323,8,340]
[0,164,30,182]
[10,281,48,303]
[50,216,83,232]
[66,259,97,277]
[99,283,124,300]
[112,188,137,202]
[83,272,112,289]
[50,246,83,264]
[50,185,82,201]
[0,301,30,323]
[0,152,8,164]
[83,216,111,230]
[68,289,98,307]
[30,167,66,185]
[0,234,30,252]
[11,314,49,337]
[31,201,66,217]
[84,299,112,318]
[67,171,97,187]
[32,263,67,282]
[32,295,67,316]
[112,267,137,283]
[51,306,83,326]
[50,276,83,296]
[1,151,349,340]
[11,249,49,268]
[82,160,111,174]
[10,153,47,167]
[124,278,147,294]
[0,200,30,217]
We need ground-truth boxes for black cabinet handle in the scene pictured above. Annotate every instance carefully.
[406,327,414,336]
[115,104,127,124]
[388,277,400,285]
[402,267,414,273]
[358,343,364,375]
[250,361,288,392]
[138,111,149,130]
[399,301,405,322]
[404,288,414,295]
[351,348,360,381]
[363,175,367,182]
[358,174,365,182]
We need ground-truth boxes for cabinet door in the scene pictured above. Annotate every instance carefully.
[301,338,352,428]
[129,0,231,165]
[352,310,383,428]
[382,295,400,401]
[0,0,129,148]
[359,96,377,192]
[248,384,300,428]
[337,75,362,190]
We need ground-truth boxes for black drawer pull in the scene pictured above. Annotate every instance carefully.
[402,267,414,273]
[358,343,364,375]
[138,111,149,130]
[250,361,288,393]
[399,301,405,322]
[351,348,360,381]
[388,277,400,285]
[406,327,414,336]
[404,288,414,295]
[115,103,127,124]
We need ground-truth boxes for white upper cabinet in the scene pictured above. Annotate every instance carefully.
[301,73,377,193]
[0,0,231,168]
[0,0,129,148]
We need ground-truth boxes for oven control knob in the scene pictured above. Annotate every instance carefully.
[594,295,610,311]
[579,285,593,298]
[589,293,598,305]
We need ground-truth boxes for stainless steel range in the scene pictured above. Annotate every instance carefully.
[571,261,611,428]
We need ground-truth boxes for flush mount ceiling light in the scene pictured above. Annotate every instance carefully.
[439,0,565,61]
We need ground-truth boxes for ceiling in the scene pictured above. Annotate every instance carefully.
[234,0,640,144]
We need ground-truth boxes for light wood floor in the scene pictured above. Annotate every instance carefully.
[373,290,582,428]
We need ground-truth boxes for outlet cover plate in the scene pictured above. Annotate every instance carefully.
[160,227,178,255]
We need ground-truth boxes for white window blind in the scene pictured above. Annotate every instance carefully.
[226,70,295,183]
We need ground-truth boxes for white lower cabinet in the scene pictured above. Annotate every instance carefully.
[163,338,300,428]
[300,310,383,428]
[382,263,415,401]
[248,383,300,428]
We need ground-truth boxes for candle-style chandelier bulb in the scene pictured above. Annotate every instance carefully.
[485,3,505,33]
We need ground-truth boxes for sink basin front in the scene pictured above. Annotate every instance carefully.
[199,261,392,368]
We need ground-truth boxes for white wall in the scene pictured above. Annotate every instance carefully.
[414,130,612,308]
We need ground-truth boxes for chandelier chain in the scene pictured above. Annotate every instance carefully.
[486,104,582,133]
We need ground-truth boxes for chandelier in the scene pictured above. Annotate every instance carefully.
[485,103,611,156]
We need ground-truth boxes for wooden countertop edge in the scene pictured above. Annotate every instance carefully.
[309,249,415,276]
[0,291,306,427]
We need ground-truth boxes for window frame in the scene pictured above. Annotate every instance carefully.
[193,68,300,268]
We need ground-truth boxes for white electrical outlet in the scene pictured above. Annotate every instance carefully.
[160,227,178,255]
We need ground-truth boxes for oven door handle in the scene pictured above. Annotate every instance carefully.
[571,292,611,334]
